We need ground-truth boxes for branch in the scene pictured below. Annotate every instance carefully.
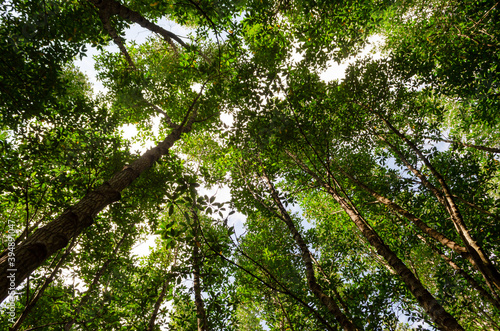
[335,164,467,254]
[64,233,128,330]
[87,0,187,51]
[192,209,337,331]
[147,247,179,331]
[417,234,500,311]
[97,8,135,68]
[140,100,179,130]
[10,238,78,331]
[421,135,500,154]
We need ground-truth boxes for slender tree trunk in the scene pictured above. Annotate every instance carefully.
[376,115,500,292]
[147,281,169,331]
[338,166,467,254]
[379,135,500,282]
[10,238,77,331]
[193,244,207,331]
[147,247,179,331]
[417,234,500,310]
[0,114,195,302]
[262,173,360,331]
[228,237,337,331]
[193,225,208,331]
[274,294,296,331]
[64,233,128,330]
[356,231,397,275]
[190,169,339,330]
[286,151,465,331]
[309,252,351,315]
[97,8,135,68]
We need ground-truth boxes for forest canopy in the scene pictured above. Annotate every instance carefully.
[0,0,499,330]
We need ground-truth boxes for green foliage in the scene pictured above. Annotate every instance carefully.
[1,0,500,330]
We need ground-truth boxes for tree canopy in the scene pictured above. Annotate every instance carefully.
[1,0,499,330]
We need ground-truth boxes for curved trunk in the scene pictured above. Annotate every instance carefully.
[193,238,208,331]
[339,167,467,254]
[323,180,464,330]
[417,234,500,311]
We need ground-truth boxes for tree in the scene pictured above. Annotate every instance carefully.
[1,0,499,330]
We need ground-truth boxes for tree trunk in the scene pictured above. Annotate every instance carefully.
[417,234,500,311]
[309,252,351,315]
[377,115,500,292]
[229,241,337,331]
[193,229,208,331]
[286,151,465,331]
[262,173,360,331]
[64,233,128,330]
[0,117,195,302]
[274,294,296,331]
[338,166,467,254]
[147,247,179,331]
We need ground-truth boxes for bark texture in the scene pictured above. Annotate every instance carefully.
[418,234,500,311]
[87,0,187,50]
[193,236,208,331]
[339,167,467,254]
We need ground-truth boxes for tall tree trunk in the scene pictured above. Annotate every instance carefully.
[417,234,500,310]
[274,294,296,331]
[147,247,179,331]
[193,222,208,331]
[286,151,465,331]
[379,135,498,278]
[193,243,207,331]
[146,281,169,331]
[64,233,128,330]
[262,172,360,331]
[11,238,77,331]
[0,111,197,302]
[237,169,339,331]
[337,166,467,254]
[376,114,500,292]
[226,239,337,331]
[309,252,351,315]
